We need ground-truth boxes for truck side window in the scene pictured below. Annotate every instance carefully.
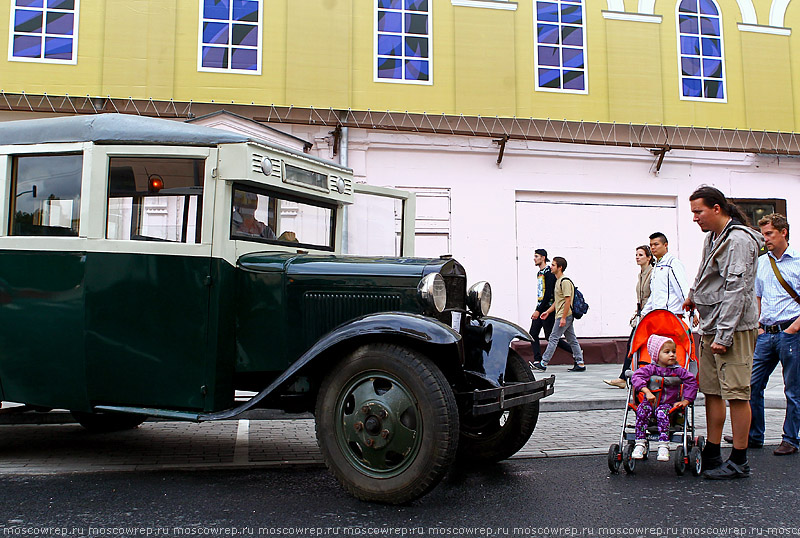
[9,154,82,237]
[107,157,204,243]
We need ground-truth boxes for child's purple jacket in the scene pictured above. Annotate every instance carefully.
[631,364,699,404]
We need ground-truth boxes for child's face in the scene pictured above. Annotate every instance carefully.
[657,342,678,367]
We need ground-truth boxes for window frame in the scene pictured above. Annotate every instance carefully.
[230,184,337,252]
[197,0,263,75]
[374,0,433,85]
[533,0,588,95]
[675,0,727,103]
[7,0,81,65]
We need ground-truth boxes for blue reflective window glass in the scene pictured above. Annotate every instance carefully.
[563,70,584,90]
[16,0,43,6]
[702,37,721,57]
[378,11,402,32]
[405,0,427,11]
[44,36,71,59]
[704,79,723,99]
[15,9,43,33]
[378,34,402,56]
[378,57,402,79]
[538,68,561,89]
[561,25,582,46]
[405,13,427,34]
[682,57,700,76]
[232,0,258,22]
[47,0,73,8]
[538,24,559,45]
[232,24,257,46]
[678,0,697,13]
[562,48,583,69]
[231,47,257,70]
[680,35,700,55]
[203,0,230,20]
[698,0,718,15]
[538,46,560,67]
[536,2,558,22]
[679,14,698,34]
[45,11,73,35]
[203,22,229,45]
[378,0,401,7]
[700,16,720,36]
[202,46,228,69]
[683,78,702,97]
[702,58,722,78]
[12,34,41,57]
[561,4,582,24]
[405,36,428,58]
[405,59,429,81]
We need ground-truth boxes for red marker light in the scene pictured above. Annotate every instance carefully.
[148,174,164,192]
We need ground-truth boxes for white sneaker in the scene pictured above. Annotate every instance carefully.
[657,443,670,462]
[632,442,646,459]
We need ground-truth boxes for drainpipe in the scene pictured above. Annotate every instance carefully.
[340,127,350,253]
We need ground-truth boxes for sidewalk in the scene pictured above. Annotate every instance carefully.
[0,364,790,474]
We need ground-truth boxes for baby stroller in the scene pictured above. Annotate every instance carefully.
[607,309,704,476]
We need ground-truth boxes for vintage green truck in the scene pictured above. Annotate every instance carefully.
[0,114,553,503]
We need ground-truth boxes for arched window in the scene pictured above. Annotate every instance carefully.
[534,0,587,93]
[677,0,725,100]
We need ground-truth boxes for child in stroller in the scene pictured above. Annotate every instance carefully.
[631,334,698,461]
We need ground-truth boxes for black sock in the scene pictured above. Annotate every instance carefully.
[703,442,721,460]
[730,448,748,465]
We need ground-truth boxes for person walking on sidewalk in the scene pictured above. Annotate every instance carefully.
[642,232,690,317]
[532,257,586,372]
[604,244,655,389]
[683,186,763,480]
[723,213,800,456]
[529,248,572,363]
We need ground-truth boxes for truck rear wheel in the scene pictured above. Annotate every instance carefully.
[457,350,540,464]
[315,343,459,504]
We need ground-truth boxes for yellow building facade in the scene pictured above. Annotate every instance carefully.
[2,0,799,133]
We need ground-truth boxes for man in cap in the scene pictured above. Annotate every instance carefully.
[529,248,572,364]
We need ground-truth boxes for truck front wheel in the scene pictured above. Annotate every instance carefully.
[315,343,459,504]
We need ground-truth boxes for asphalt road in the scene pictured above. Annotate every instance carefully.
[1,450,797,538]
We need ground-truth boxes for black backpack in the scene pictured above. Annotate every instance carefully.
[562,278,589,319]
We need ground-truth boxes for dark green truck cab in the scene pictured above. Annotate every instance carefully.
[0,114,554,503]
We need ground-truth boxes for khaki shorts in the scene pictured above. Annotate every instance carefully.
[698,329,756,400]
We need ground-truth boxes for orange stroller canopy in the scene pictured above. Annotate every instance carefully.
[628,309,696,368]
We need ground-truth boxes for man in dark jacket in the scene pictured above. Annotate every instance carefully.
[530,248,571,363]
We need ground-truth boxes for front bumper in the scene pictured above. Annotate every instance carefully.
[457,375,555,416]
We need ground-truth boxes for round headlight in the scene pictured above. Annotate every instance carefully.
[418,273,447,313]
[467,281,492,317]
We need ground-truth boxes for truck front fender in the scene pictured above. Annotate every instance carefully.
[465,317,532,387]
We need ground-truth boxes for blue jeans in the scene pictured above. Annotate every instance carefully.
[540,315,584,366]
[750,331,800,447]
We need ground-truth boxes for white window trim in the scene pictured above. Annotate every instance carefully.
[675,0,728,103]
[738,23,790,36]
[450,0,517,11]
[601,11,661,23]
[533,0,588,95]
[7,0,80,65]
[196,0,263,75]
[373,0,433,85]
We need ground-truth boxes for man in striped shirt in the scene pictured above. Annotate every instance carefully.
[748,213,800,456]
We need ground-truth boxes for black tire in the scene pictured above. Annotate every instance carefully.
[674,446,687,476]
[607,444,621,473]
[457,350,540,464]
[315,343,459,504]
[71,412,145,433]
[622,443,636,474]
[690,446,702,476]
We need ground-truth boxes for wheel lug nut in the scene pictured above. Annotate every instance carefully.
[379,410,388,419]
[365,439,374,447]
[381,429,389,439]
[361,406,370,414]
[354,422,363,432]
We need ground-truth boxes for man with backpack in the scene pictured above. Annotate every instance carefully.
[532,256,587,372]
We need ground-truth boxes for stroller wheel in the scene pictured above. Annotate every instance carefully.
[622,443,636,474]
[695,436,706,451]
[607,444,622,473]
[689,446,702,476]
[673,446,687,475]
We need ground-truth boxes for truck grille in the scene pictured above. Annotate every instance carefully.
[304,292,403,338]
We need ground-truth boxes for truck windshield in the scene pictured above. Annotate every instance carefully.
[230,186,334,250]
